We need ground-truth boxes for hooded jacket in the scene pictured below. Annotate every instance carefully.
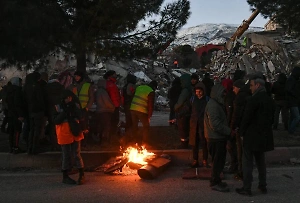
[95,79,115,113]
[204,84,231,141]
[174,74,192,112]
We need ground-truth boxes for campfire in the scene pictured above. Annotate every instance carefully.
[98,145,171,179]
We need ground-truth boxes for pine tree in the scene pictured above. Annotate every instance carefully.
[247,0,300,35]
[0,0,190,72]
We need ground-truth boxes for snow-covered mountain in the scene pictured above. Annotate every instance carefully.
[171,23,264,47]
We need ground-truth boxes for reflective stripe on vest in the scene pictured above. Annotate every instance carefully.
[130,85,153,114]
[73,83,90,108]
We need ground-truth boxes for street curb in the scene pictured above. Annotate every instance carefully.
[0,147,299,169]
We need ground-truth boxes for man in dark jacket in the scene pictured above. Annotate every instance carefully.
[122,74,137,133]
[230,79,251,180]
[285,66,300,134]
[130,80,157,146]
[202,72,214,100]
[6,77,25,153]
[175,74,192,149]
[204,84,231,192]
[236,74,274,196]
[189,82,209,168]
[272,73,288,130]
[168,77,181,125]
[28,72,49,155]
[46,74,65,150]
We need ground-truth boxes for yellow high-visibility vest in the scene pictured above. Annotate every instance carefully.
[130,85,153,114]
[73,83,90,108]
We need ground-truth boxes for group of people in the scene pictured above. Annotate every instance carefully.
[168,66,300,195]
[0,68,159,185]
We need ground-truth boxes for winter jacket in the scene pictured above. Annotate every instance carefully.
[6,78,25,118]
[106,77,121,107]
[30,79,49,116]
[174,74,192,117]
[189,82,207,146]
[240,86,274,152]
[271,73,287,101]
[230,85,251,131]
[54,101,84,145]
[23,72,41,115]
[286,67,300,107]
[204,84,231,141]
[95,79,115,113]
[47,79,64,114]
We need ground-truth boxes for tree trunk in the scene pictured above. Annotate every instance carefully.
[76,49,86,73]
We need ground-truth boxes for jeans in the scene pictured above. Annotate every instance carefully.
[61,141,84,171]
[288,106,300,134]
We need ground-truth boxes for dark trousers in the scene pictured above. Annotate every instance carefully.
[95,112,113,141]
[242,147,266,190]
[47,110,59,150]
[236,133,243,174]
[177,116,190,142]
[124,107,132,132]
[28,112,46,153]
[61,141,84,171]
[273,100,289,130]
[192,131,208,161]
[8,116,22,150]
[227,137,238,169]
[22,115,30,145]
[130,110,149,145]
[110,107,120,136]
[208,140,227,185]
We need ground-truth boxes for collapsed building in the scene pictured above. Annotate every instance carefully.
[206,31,300,82]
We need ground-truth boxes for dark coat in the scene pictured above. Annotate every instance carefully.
[47,80,64,114]
[224,90,235,125]
[230,85,251,131]
[286,67,300,107]
[31,79,49,115]
[271,73,287,101]
[189,95,207,146]
[240,88,274,152]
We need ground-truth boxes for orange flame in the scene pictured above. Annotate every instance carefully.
[123,146,155,165]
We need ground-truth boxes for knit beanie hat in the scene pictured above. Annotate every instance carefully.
[233,79,245,88]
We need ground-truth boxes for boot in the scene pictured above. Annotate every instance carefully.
[77,168,85,185]
[62,170,76,185]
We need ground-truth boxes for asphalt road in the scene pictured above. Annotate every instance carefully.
[0,166,299,203]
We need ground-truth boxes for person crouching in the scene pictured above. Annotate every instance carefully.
[54,90,85,185]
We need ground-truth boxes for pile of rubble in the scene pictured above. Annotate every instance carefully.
[206,31,300,82]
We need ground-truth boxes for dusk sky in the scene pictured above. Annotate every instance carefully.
[164,0,269,28]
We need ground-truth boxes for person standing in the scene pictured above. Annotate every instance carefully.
[130,81,157,146]
[271,73,289,130]
[94,78,115,144]
[54,90,85,185]
[0,81,11,133]
[285,66,300,134]
[122,73,137,134]
[46,74,65,151]
[28,72,49,154]
[189,83,209,168]
[202,72,214,100]
[103,70,121,138]
[68,70,94,135]
[168,77,181,125]
[175,74,192,149]
[6,77,25,153]
[236,74,274,196]
[230,79,251,180]
[204,84,231,192]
